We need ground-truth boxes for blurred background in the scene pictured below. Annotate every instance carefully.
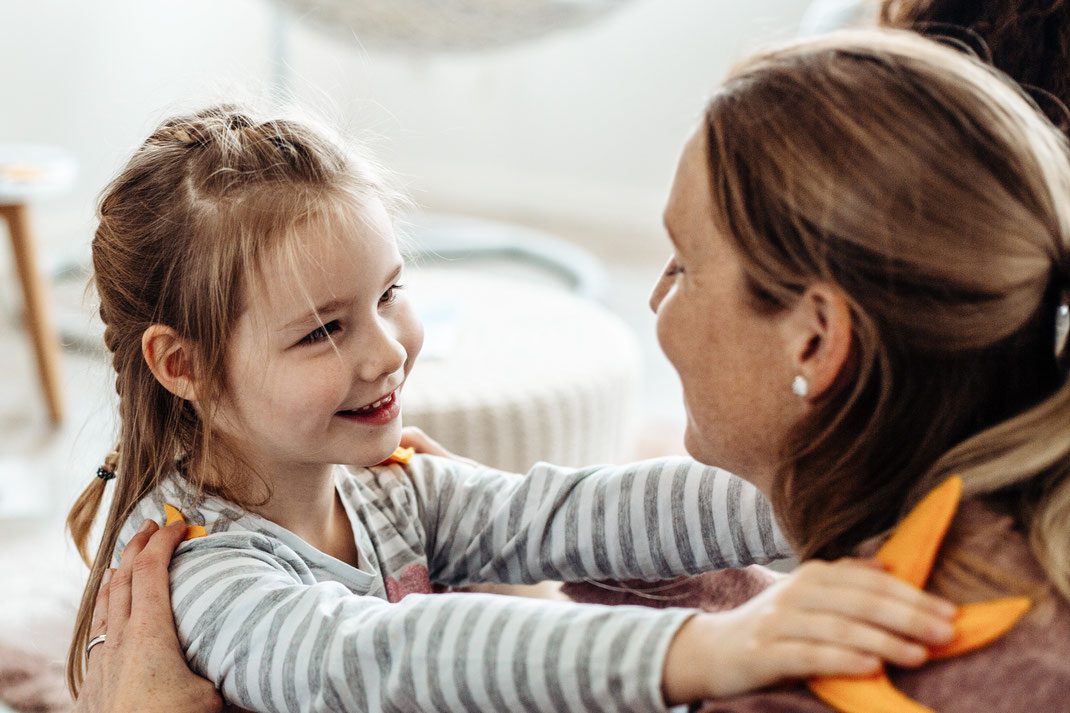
[0,1,826,708]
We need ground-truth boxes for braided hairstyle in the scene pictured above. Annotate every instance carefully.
[65,104,397,695]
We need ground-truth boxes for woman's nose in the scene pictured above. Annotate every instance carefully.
[649,268,671,314]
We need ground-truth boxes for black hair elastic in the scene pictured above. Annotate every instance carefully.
[96,450,119,482]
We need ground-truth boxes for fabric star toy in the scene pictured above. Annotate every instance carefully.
[807,476,1031,713]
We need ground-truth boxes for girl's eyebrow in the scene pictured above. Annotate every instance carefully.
[279,264,403,331]
[383,263,403,287]
[280,298,350,331]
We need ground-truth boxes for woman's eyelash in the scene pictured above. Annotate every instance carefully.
[301,320,341,345]
[380,283,405,304]
[664,262,683,277]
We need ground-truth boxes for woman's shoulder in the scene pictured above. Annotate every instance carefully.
[696,499,1070,712]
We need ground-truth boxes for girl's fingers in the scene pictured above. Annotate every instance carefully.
[399,427,447,456]
[790,582,955,646]
[804,560,956,616]
[399,427,479,467]
[88,569,114,643]
[765,640,881,680]
[129,521,188,629]
[775,611,929,668]
[109,519,159,636]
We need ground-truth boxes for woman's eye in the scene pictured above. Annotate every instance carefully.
[380,283,405,305]
[664,261,683,277]
[301,320,341,345]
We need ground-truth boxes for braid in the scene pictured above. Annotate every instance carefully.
[67,103,402,696]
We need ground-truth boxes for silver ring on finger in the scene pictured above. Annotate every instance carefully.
[85,634,107,659]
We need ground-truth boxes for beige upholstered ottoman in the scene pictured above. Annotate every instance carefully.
[403,267,640,472]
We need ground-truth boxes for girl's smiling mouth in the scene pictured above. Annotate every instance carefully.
[336,390,400,425]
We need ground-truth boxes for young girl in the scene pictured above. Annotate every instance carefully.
[66,105,955,712]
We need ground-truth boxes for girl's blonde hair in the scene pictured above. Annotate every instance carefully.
[65,104,398,695]
[703,30,1070,597]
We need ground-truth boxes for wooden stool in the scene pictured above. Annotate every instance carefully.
[0,145,76,425]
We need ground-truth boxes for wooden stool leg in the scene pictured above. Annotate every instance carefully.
[2,203,64,424]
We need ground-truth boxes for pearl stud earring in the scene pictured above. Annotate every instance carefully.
[791,375,809,398]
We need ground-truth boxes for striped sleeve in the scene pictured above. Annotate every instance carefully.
[168,532,695,713]
[402,456,792,586]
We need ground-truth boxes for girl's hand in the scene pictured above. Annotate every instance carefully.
[74,519,223,713]
[661,558,957,703]
[400,426,479,467]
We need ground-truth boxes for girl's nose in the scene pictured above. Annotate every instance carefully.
[358,321,407,383]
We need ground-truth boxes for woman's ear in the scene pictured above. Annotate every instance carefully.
[141,325,199,402]
[780,283,853,400]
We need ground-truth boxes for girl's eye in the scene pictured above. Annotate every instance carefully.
[301,320,341,345]
[380,283,405,305]
[664,261,683,277]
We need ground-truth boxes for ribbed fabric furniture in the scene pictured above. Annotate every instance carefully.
[403,267,640,472]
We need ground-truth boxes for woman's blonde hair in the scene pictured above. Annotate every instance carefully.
[65,104,399,695]
[703,30,1070,597]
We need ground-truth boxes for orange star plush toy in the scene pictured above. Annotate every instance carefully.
[807,476,1031,713]
[378,446,415,466]
[163,504,208,541]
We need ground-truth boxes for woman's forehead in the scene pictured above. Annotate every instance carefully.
[665,129,714,250]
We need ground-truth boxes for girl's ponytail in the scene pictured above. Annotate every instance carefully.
[66,450,118,565]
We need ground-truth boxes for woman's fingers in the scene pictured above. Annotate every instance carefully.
[129,521,188,630]
[89,569,114,644]
[108,519,159,638]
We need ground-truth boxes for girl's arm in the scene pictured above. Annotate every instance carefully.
[393,455,790,586]
[164,531,952,713]
[166,532,695,713]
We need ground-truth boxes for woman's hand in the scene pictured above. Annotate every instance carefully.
[400,426,479,467]
[73,519,223,713]
[661,558,958,703]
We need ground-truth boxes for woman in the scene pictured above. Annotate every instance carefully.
[76,28,1070,711]
[641,27,1070,710]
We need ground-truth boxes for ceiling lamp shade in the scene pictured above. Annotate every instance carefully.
[270,0,636,52]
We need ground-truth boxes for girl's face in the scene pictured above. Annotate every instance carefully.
[649,128,800,492]
[216,197,423,475]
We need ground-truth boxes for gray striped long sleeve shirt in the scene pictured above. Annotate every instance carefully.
[113,455,790,713]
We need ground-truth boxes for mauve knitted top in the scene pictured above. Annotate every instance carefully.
[564,498,1070,712]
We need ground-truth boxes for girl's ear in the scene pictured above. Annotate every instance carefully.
[142,325,200,402]
[779,283,853,400]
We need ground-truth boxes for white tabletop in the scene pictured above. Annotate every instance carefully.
[0,144,77,203]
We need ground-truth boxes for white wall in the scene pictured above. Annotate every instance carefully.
[0,0,809,265]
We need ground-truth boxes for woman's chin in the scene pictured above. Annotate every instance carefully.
[682,427,719,466]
